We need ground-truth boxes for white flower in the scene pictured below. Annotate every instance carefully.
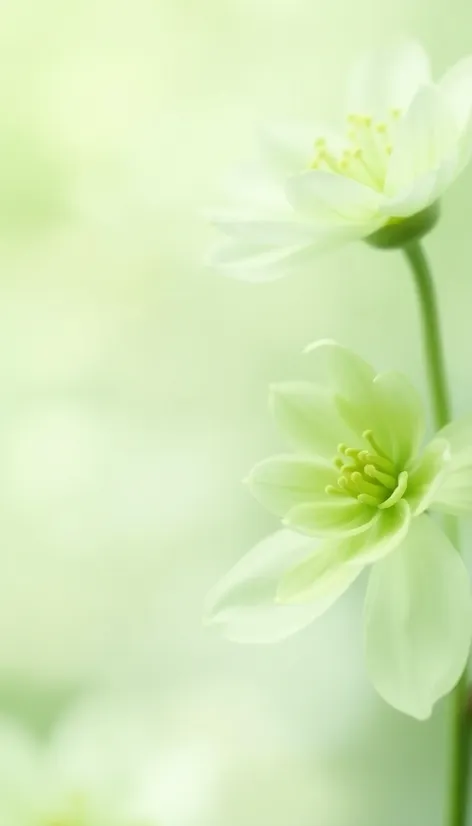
[209,40,472,280]
[206,341,472,719]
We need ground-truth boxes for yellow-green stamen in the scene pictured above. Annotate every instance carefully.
[326,430,408,510]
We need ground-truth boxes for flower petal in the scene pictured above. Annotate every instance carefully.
[385,85,459,196]
[406,438,451,515]
[207,238,315,282]
[429,416,472,515]
[284,499,376,537]
[285,170,382,228]
[205,529,329,642]
[440,55,472,133]
[379,170,439,218]
[345,500,411,565]
[364,515,472,719]
[246,454,337,517]
[258,121,323,177]
[304,339,376,402]
[346,40,431,118]
[370,371,425,466]
[304,343,425,467]
[276,539,362,605]
[269,379,358,459]
[207,229,357,281]
[208,209,323,247]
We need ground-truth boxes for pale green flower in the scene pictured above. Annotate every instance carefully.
[208,40,472,279]
[206,340,472,719]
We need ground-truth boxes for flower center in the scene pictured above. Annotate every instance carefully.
[311,109,402,192]
[326,429,408,510]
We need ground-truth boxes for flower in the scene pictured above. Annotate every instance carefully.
[0,696,218,826]
[205,340,472,719]
[208,40,472,279]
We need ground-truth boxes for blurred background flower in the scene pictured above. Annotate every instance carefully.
[0,0,472,823]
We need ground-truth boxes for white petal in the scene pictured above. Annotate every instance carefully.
[277,540,363,605]
[407,438,451,516]
[269,380,357,459]
[285,170,382,228]
[440,55,472,133]
[258,121,323,177]
[385,85,459,196]
[303,339,376,403]
[370,371,425,466]
[430,416,472,515]
[209,209,323,247]
[346,40,431,118]
[379,170,439,217]
[207,237,316,282]
[364,515,472,719]
[205,529,330,643]
[346,500,411,565]
[247,454,337,518]
[285,499,376,538]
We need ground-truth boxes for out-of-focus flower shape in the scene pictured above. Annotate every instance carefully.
[206,340,472,719]
[0,688,358,826]
[208,40,472,279]
[0,698,218,826]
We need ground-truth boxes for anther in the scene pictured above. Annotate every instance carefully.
[357,493,382,507]
[378,471,408,509]
[350,472,383,498]
[362,430,389,459]
[344,447,361,459]
[325,484,346,496]
[364,464,397,490]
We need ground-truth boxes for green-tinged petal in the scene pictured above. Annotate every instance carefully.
[284,499,376,537]
[364,515,472,719]
[304,340,385,446]
[406,438,450,515]
[269,380,357,459]
[345,500,411,565]
[385,86,459,196]
[258,121,322,177]
[207,229,359,281]
[246,454,337,517]
[435,413,472,454]
[301,342,425,471]
[370,371,425,465]
[277,540,362,605]
[430,415,472,515]
[205,529,328,642]
[285,170,382,227]
[346,39,431,118]
[207,238,315,282]
[304,339,376,404]
[440,55,472,133]
[379,170,438,219]
[209,209,324,247]
[430,456,472,515]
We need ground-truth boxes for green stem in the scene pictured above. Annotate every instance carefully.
[403,240,470,826]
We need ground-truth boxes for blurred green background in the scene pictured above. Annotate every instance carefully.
[0,0,472,823]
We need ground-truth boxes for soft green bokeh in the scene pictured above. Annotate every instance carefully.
[0,0,472,824]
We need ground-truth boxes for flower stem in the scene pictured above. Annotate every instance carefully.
[403,239,470,826]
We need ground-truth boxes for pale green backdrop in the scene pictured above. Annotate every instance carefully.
[0,0,471,823]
